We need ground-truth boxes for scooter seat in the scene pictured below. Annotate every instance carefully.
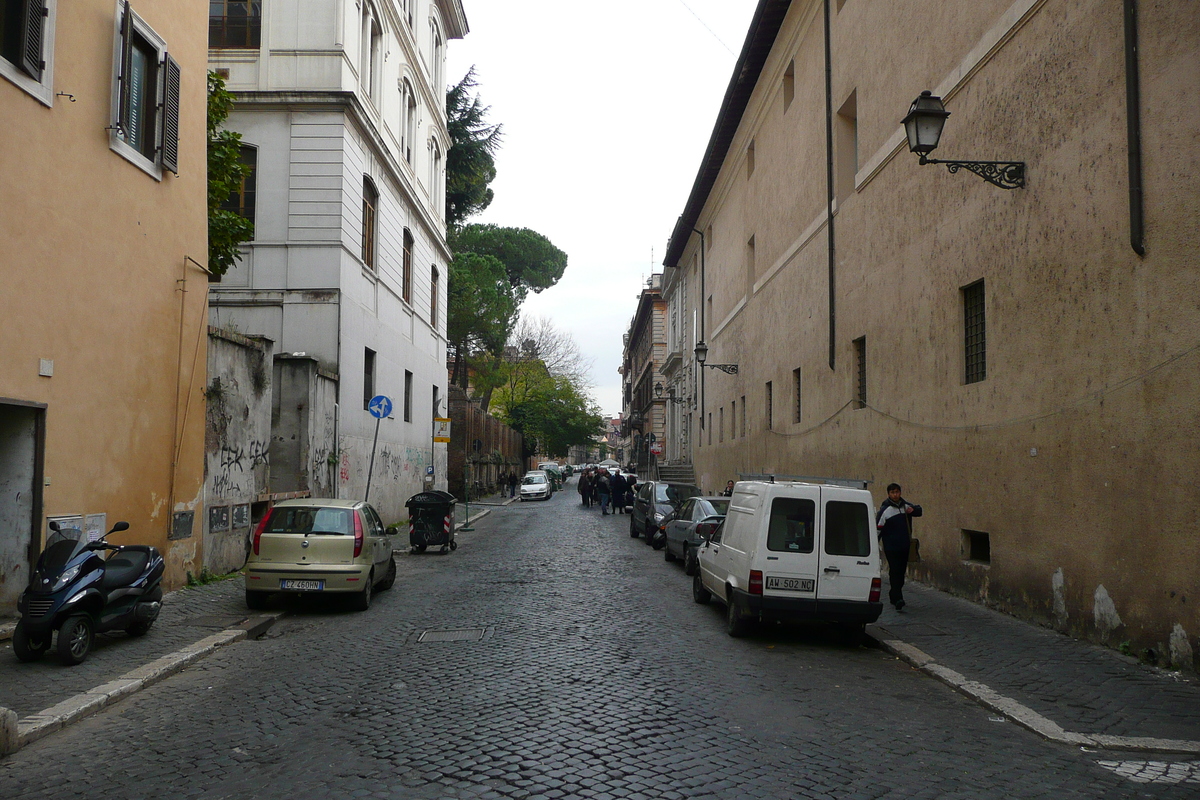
[103,551,150,589]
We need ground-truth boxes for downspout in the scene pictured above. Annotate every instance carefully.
[693,227,706,439]
[823,0,836,369]
[1123,0,1146,257]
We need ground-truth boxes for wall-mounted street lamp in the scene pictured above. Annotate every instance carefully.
[654,381,687,405]
[694,340,738,374]
[902,91,1025,190]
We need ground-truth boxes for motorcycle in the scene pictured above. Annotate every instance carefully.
[14,520,164,666]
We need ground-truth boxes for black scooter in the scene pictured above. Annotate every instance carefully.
[14,520,164,666]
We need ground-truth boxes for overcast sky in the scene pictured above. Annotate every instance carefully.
[446,0,759,418]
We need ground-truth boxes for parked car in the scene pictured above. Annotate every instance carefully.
[244,499,397,611]
[692,481,882,637]
[630,480,702,543]
[519,470,554,501]
[537,462,564,489]
[662,496,730,573]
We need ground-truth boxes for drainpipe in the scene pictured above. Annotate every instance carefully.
[1124,0,1146,257]
[692,227,706,437]
[823,0,836,369]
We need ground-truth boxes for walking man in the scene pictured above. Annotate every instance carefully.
[595,469,612,516]
[611,472,629,514]
[578,470,593,507]
[876,483,922,611]
[507,471,518,498]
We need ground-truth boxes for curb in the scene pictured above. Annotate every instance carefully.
[1,611,284,756]
[867,627,1200,755]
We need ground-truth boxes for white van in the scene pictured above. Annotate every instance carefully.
[693,481,882,636]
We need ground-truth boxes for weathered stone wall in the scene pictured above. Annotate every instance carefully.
[447,386,524,501]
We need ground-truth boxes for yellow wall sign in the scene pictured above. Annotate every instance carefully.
[433,418,451,443]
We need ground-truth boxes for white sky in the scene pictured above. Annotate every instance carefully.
[447,0,759,417]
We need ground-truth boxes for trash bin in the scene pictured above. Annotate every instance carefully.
[406,490,458,554]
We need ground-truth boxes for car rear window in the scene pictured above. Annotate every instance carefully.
[657,484,701,504]
[265,507,353,535]
[523,474,546,485]
[767,497,815,553]
[699,499,729,517]
[824,501,871,556]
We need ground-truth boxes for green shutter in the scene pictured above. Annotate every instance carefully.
[116,0,133,135]
[19,0,46,80]
[160,53,180,173]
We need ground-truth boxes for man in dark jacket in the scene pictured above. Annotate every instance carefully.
[578,470,593,507]
[876,483,922,611]
[610,472,629,514]
[595,469,612,515]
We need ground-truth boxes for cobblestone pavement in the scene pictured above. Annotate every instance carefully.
[1,486,1197,798]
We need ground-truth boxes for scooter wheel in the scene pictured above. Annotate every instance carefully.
[12,621,49,662]
[57,614,94,666]
[125,619,154,637]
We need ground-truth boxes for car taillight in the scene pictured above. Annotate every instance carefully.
[869,577,881,603]
[696,522,714,539]
[749,570,763,595]
[252,511,272,555]
[354,511,364,557]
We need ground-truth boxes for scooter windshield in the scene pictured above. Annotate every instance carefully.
[41,528,87,571]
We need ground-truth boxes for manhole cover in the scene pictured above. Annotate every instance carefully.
[418,628,486,643]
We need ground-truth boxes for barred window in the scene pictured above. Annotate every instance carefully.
[964,281,986,384]
[853,337,866,408]
[765,381,773,430]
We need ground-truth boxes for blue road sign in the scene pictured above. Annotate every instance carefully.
[368,395,393,419]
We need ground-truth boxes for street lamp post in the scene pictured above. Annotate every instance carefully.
[901,91,1026,189]
[694,341,738,374]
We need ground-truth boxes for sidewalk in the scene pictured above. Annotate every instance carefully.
[867,580,1200,754]
[0,500,504,754]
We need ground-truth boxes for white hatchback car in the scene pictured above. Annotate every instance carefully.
[244,499,396,611]
[519,471,554,501]
[693,481,882,636]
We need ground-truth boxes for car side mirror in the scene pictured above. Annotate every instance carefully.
[386,525,398,537]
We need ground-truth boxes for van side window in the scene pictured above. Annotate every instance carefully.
[824,501,871,556]
[767,498,815,553]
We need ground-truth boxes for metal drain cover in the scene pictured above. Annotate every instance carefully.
[418,628,486,643]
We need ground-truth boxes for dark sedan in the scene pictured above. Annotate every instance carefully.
[629,480,702,545]
[662,496,729,573]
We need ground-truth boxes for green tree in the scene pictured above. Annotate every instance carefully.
[450,224,567,304]
[447,252,517,388]
[445,67,501,231]
[207,71,254,280]
[498,375,605,460]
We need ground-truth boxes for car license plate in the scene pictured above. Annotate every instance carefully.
[766,576,814,592]
[280,579,324,591]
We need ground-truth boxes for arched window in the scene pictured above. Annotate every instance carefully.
[402,228,413,302]
[362,177,378,271]
[360,2,382,105]
[401,78,417,165]
[430,139,443,217]
[429,18,443,91]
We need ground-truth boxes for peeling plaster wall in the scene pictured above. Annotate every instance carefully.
[673,0,1200,670]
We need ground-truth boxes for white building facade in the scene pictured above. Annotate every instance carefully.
[208,0,466,522]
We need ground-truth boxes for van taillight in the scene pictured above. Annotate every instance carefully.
[252,511,272,555]
[354,511,364,557]
[869,577,881,603]
[749,570,763,595]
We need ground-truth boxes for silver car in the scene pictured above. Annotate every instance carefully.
[663,496,729,574]
[244,499,396,611]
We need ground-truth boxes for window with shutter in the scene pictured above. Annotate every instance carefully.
[2,0,54,103]
[159,53,180,173]
[110,2,175,178]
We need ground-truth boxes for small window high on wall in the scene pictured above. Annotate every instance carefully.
[209,1,261,49]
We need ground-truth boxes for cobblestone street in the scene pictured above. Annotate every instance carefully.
[1,488,1197,799]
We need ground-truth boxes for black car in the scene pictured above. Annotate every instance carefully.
[629,480,702,545]
[661,496,729,573]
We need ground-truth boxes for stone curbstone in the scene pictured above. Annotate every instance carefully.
[0,622,15,643]
[0,707,17,756]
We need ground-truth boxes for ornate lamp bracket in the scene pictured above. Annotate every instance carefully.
[919,156,1026,190]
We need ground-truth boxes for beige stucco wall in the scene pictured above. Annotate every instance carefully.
[0,0,210,595]
[674,0,1199,669]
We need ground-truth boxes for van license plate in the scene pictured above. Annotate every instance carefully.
[280,579,323,591]
[766,576,814,592]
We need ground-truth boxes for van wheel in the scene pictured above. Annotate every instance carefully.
[692,573,711,605]
[726,593,753,638]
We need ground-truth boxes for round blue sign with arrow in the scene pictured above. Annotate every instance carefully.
[368,395,393,419]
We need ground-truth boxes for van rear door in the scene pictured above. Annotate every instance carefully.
[815,486,877,603]
[759,487,820,604]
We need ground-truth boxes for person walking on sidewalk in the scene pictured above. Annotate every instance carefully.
[876,482,922,611]
[507,471,519,498]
